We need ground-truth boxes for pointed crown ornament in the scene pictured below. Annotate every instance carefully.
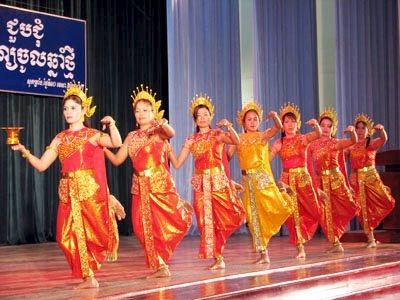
[64,81,96,118]
[279,102,301,129]
[354,113,375,136]
[319,107,338,136]
[189,93,215,120]
[236,101,263,127]
[131,84,164,120]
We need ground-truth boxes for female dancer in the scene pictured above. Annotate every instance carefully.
[269,102,322,258]
[227,102,292,264]
[104,85,192,278]
[307,108,359,253]
[170,94,245,270]
[347,114,395,248]
[12,83,122,288]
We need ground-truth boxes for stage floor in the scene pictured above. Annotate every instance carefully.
[1,234,400,299]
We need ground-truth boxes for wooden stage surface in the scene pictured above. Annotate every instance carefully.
[1,234,400,299]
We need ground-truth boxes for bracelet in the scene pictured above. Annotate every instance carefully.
[108,120,116,130]
[226,122,233,130]
[22,149,31,159]
[158,119,169,128]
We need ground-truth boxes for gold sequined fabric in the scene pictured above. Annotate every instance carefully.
[57,128,97,162]
[308,138,359,243]
[188,129,245,258]
[56,131,112,279]
[278,134,320,245]
[236,132,292,251]
[350,153,395,231]
[128,132,192,269]
[59,169,99,204]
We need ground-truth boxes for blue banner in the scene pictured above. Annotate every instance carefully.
[0,4,86,97]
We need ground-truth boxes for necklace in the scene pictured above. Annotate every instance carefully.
[64,128,88,145]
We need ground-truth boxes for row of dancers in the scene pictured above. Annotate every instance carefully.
[11,83,395,289]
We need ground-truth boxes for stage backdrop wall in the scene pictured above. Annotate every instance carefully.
[335,0,400,230]
[335,0,400,151]
[0,0,169,244]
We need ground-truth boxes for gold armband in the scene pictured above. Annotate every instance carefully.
[226,122,233,130]
[45,145,58,155]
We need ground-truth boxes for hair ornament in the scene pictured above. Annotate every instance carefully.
[236,101,263,127]
[354,113,375,136]
[279,102,301,129]
[64,81,96,118]
[189,93,215,120]
[319,107,338,136]
[131,84,164,120]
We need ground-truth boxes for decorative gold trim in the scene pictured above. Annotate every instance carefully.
[236,101,263,127]
[131,84,164,120]
[319,107,338,136]
[64,82,96,118]
[279,102,301,129]
[189,94,215,120]
[354,113,375,136]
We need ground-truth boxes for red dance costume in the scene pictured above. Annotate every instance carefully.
[308,138,359,243]
[186,129,245,258]
[57,127,115,278]
[128,130,192,270]
[277,134,321,245]
[349,141,395,233]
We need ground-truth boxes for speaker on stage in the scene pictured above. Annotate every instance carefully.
[376,149,400,236]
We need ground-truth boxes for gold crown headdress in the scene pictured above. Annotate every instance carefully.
[319,107,338,136]
[236,101,263,127]
[279,102,301,129]
[354,113,375,136]
[131,84,164,120]
[64,81,96,118]
[189,93,215,120]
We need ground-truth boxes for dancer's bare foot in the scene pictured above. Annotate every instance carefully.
[367,239,377,248]
[74,276,99,289]
[327,242,344,253]
[366,231,378,248]
[209,256,225,270]
[296,244,306,259]
[147,265,171,278]
[255,250,270,264]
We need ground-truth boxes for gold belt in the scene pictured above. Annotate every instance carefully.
[283,166,307,174]
[135,164,163,177]
[61,169,94,178]
[319,167,340,176]
[195,166,223,175]
[353,165,375,173]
